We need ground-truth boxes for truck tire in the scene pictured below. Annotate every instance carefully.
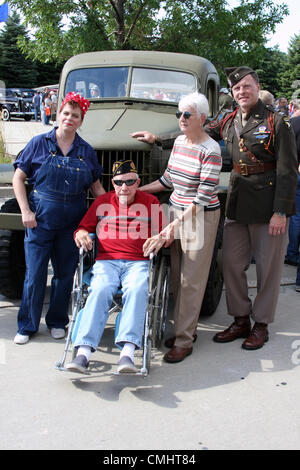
[199,215,224,317]
[0,198,25,299]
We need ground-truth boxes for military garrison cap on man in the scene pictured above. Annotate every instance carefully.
[225,66,257,88]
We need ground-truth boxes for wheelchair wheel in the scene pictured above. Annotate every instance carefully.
[151,253,170,348]
[69,258,89,352]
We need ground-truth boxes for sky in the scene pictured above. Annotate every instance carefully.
[266,0,300,52]
[228,0,299,52]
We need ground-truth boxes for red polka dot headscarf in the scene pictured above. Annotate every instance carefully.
[59,92,90,119]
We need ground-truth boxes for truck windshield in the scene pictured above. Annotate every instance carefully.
[64,66,196,103]
[130,67,195,102]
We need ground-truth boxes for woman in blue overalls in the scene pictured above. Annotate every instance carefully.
[12,92,105,344]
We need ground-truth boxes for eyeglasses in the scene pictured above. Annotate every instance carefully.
[113,179,137,187]
[175,111,195,119]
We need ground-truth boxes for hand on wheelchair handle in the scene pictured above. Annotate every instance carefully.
[143,234,165,257]
[74,229,94,252]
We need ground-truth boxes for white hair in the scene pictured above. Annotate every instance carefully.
[179,92,209,118]
[259,90,274,106]
[293,99,300,111]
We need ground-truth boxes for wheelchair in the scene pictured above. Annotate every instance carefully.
[55,235,170,376]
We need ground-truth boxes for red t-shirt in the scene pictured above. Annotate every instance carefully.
[74,190,164,260]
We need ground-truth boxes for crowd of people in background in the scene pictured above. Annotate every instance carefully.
[32,87,58,125]
[220,86,298,119]
[258,92,300,285]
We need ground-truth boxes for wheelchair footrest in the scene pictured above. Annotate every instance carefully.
[112,368,148,377]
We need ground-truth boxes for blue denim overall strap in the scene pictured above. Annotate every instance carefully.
[32,137,93,202]
[29,137,93,230]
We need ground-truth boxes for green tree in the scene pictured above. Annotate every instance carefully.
[155,0,289,85]
[0,11,37,87]
[35,61,62,88]
[256,47,288,98]
[280,33,300,100]
[10,0,288,77]
[10,0,162,63]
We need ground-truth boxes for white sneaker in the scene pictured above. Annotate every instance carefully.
[14,333,29,345]
[50,328,65,340]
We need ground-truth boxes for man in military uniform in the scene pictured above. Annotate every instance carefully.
[206,66,298,349]
[131,66,298,351]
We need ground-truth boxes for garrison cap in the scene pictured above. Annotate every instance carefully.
[112,160,138,177]
[225,66,256,88]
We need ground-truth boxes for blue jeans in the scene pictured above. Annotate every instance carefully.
[74,259,149,351]
[286,174,300,264]
[34,106,40,121]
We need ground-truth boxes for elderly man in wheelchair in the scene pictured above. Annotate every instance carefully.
[65,160,166,374]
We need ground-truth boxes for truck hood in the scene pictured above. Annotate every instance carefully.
[77,105,180,150]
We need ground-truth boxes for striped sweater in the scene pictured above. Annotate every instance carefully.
[159,134,222,210]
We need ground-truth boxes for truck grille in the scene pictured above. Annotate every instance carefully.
[87,149,154,205]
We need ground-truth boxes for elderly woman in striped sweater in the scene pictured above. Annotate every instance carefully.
[137,92,222,363]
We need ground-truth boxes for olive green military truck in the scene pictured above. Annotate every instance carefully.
[0,50,228,315]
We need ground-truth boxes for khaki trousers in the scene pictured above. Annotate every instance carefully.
[170,209,220,348]
[223,218,288,324]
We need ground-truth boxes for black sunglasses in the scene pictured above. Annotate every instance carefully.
[176,111,195,119]
[113,179,137,187]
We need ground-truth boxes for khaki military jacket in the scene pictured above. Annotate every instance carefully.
[205,99,298,224]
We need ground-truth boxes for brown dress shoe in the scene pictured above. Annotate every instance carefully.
[163,346,193,363]
[164,334,197,349]
[213,316,251,343]
[242,323,269,350]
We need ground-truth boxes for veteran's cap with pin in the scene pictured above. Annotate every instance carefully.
[112,160,138,176]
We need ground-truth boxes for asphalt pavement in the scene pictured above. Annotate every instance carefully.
[1,263,300,451]
[0,119,48,158]
[0,120,300,452]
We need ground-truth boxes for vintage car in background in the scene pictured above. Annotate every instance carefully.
[0,87,35,121]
